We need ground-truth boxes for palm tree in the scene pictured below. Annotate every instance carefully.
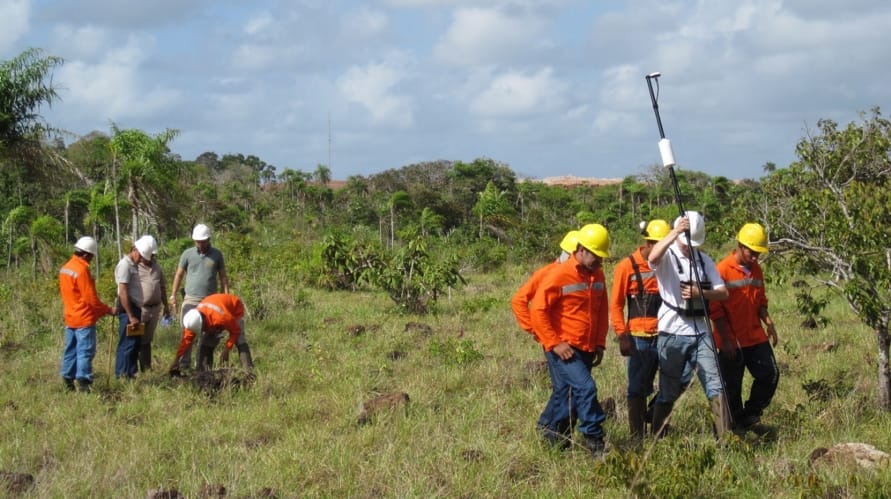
[108,125,180,252]
[314,164,332,186]
[0,48,63,158]
[29,214,62,277]
[386,191,412,248]
[3,205,35,268]
[418,207,444,237]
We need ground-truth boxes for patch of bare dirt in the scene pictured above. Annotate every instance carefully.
[536,176,622,187]
[811,442,891,470]
[357,392,410,425]
[0,471,33,495]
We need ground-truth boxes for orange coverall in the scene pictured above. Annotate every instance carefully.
[609,247,660,338]
[59,255,112,327]
[709,252,770,349]
[529,255,608,352]
[174,293,244,357]
[511,262,558,336]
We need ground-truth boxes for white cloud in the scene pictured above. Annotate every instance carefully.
[244,12,274,36]
[336,57,414,128]
[469,67,567,118]
[340,7,388,38]
[55,36,180,122]
[591,64,647,134]
[49,24,110,59]
[0,0,29,54]
[231,43,287,71]
[433,7,547,67]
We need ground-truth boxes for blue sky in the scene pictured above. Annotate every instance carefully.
[3,0,890,181]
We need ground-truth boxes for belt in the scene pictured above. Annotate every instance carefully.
[630,331,658,340]
[631,335,658,342]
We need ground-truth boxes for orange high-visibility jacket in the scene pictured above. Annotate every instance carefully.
[59,255,112,328]
[511,262,557,335]
[710,251,769,349]
[610,247,660,337]
[529,254,608,352]
[175,293,245,357]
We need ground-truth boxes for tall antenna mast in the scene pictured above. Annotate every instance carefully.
[328,111,332,171]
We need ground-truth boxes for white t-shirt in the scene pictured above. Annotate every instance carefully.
[652,242,725,336]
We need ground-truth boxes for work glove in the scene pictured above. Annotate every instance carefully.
[220,348,230,366]
[592,346,605,367]
[168,359,182,377]
[618,334,637,357]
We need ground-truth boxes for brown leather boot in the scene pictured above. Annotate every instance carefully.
[710,394,732,438]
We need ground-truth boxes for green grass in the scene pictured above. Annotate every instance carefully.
[1,261,890,497]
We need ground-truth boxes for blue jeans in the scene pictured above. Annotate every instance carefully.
[626,336,659,399]
[115,311,141,378]
[538,348,606,439]
[61,325,97,382]
[656,332,723,404]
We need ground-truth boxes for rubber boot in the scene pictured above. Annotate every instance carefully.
[651,402,673,439]
[138,343,152,372]
[628,397,647,441]
[237,343,254,370]
[77,379,92,393]
[582,434,606,458]
[197,345,216,371]
[709,394,732,438]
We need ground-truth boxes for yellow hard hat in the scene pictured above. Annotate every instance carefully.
[643,219,670,241]
[576,224,610,258]
[737,223,768,254]
[559,230,579,253]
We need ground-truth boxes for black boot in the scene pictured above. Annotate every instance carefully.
[139,343,152,372]
[651,402,673,439]
[237,343,254,370]
[63,378,75,392]
[197,346,215,371]
[76,379,92,393]
[582,434,606,458]
[627,397,647,441]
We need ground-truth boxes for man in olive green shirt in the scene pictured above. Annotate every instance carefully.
[168,224,229,370]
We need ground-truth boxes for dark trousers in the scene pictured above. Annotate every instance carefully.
[719,341,779,424]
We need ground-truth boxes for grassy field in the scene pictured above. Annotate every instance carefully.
[1,256,890,497]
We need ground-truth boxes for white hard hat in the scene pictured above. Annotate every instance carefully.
[676,211,705,247]
[74,236,98,255]
[183,309,203,333]
[191,224,211,241]
[134,237,153,260]
[139,235,158,256]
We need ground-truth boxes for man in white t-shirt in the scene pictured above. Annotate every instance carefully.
[647,211,731,438]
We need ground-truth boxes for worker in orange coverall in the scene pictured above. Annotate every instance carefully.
[609,219,669,440]
[527,224,611,458]
[711,223,779,434]
[168,293,253,374]
[511,230,578,335]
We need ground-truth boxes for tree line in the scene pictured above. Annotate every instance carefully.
[2,48,890,409]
